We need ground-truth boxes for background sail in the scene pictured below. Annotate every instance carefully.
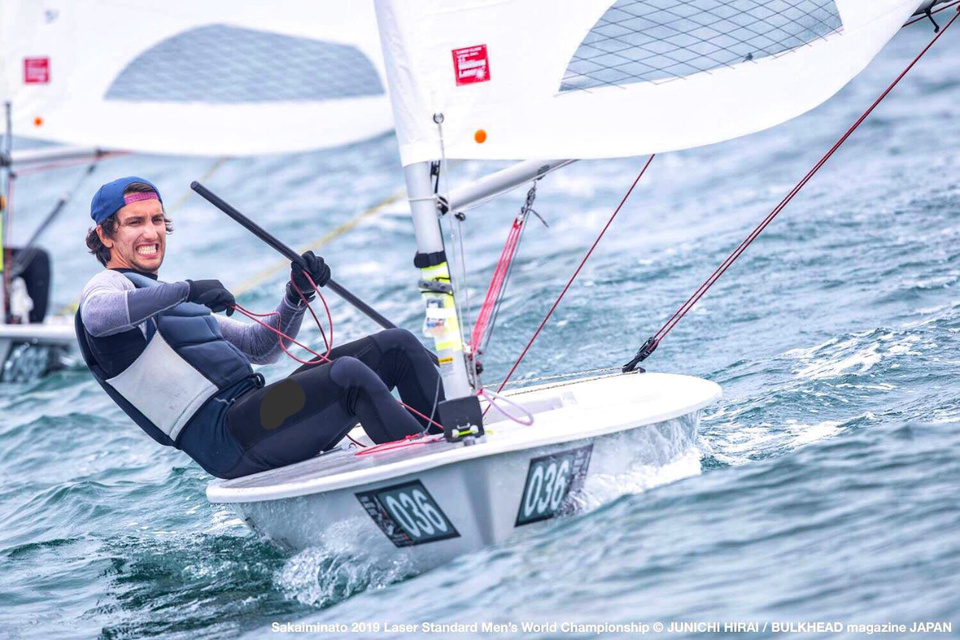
[374,0,923,165]
[0,1,392,156]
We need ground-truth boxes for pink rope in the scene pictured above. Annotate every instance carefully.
[470,216,523,352]
[471,216,524,351]
[291,273,332,358]
[493,155,656,397]
[354,433,444,456]
[230,278,446,435]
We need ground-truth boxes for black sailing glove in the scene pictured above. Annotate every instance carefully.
[185,279,236,316]
[287,251,331,305]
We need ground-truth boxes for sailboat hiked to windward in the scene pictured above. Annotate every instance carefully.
[207,0,954,572]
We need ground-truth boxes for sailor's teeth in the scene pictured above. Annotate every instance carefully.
[136,244,158,255]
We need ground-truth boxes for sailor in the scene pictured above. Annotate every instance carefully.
[2,246,51,324]
[77,177,444,478]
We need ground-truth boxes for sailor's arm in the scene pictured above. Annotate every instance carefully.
[215,251,330,365]
[215,294,307,365]
[79,274,188,337]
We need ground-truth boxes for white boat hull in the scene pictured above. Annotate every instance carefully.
[208,372,721,572]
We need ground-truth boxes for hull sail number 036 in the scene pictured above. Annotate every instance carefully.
[356,445,593,546]
[517,445,593,526]
[356,481,460,547]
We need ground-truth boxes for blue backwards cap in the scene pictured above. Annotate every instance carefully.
[90,177,163,225]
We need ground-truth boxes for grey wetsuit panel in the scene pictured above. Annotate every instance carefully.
[78,269,305,364]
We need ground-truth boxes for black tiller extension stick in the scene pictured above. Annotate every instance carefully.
[190,181,423,348]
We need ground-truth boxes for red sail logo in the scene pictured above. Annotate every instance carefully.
[452,45,490,86]
[24,58,50,84]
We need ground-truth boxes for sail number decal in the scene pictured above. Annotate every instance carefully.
[356,481,459,548]
[452,45,490,86]
[516,444,593,527]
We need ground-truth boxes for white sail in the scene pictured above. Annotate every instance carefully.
[374,0,923,165]
[0,1,392,156]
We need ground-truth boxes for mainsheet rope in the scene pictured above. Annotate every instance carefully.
[235,275,527,455]
[623,6,959,372]
[228,272,449,443]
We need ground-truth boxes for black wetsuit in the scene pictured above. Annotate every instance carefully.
[5,247,51,323]
[78,268,444,478]
[221,328,444,478]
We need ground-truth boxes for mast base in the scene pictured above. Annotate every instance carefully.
[438,396,484,443]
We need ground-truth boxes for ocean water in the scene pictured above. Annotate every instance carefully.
[2,23,959,640]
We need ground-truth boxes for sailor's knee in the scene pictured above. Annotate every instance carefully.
[330,356,380,389]
[377,327,422,353]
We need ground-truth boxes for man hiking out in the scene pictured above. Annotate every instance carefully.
[76,176,443,478]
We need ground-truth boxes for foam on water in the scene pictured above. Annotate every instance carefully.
[577,415,704,509]
[580,447,704,505]
[785,330,925,380]
[275,521,416,608]
[266,414,705,608]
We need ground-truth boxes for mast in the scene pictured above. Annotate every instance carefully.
[404,161,483,440]
[404,161,473,398]
[0,102,11,325]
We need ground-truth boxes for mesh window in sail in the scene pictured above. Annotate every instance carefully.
[105,24,384,103]
[561,0,843,92]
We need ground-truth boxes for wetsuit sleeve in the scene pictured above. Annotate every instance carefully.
[215,295,305,365]
[79,274,189,338]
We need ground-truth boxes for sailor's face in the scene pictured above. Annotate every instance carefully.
[101,200,167,273]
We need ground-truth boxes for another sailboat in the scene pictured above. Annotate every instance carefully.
[0,0,392,381]
[208,0,951,569]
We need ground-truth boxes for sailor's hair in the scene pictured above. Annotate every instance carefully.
[85,182,173,266]
[122,181,159,196]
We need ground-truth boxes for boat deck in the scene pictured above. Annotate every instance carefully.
[207,371,721,502]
